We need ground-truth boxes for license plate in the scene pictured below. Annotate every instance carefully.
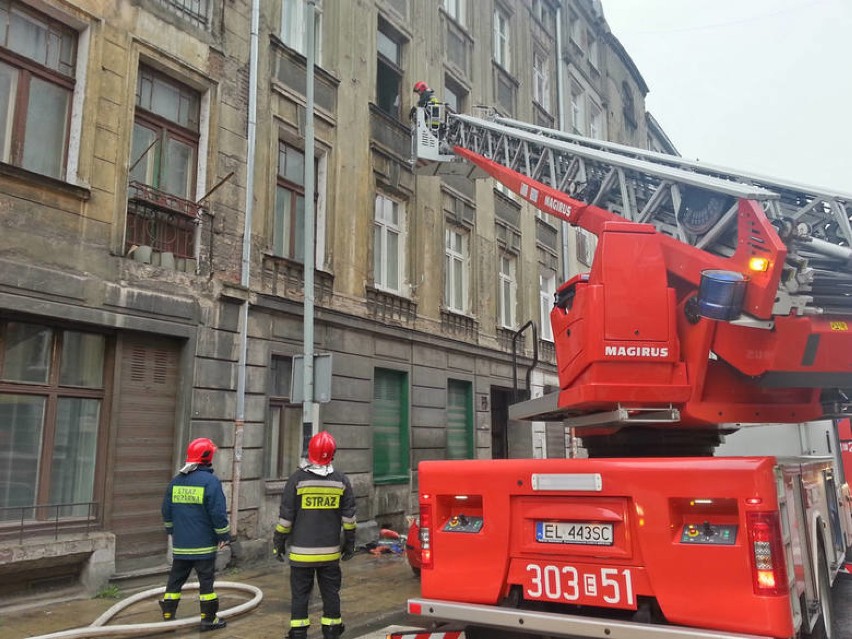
[536,521,613,546]
[524,562,636,610]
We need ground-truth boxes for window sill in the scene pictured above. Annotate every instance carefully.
[0,162,90,203]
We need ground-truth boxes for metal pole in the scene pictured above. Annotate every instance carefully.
[301,0,318,458]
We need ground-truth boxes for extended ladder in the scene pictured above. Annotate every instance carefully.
[413,106,852,315]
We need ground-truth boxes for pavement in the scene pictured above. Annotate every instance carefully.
[0,551,422,639]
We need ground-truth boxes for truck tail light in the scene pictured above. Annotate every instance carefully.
[747,512,788,596]
[419,503,433,570]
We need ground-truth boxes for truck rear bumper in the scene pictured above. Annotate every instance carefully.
[406,598,775,639]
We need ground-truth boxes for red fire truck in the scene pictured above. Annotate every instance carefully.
[400,106,852,639]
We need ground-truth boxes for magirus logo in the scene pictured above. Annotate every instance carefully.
[604,345,669,358]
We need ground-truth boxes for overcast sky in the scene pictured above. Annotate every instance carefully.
[600,0,851,193]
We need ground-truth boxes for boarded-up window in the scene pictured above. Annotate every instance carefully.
[373,368,409,483]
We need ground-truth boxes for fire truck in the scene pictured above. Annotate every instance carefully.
[400,105,852,639]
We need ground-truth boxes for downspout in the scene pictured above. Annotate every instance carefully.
[232,0,260,533]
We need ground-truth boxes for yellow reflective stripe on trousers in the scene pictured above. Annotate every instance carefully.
[291,619,311,628]
[342,522,356,530]
[172,546,218,555]
[289,551,341,562]
[321,617,343,626]
[164,592,181,600]
[199,592,218,601]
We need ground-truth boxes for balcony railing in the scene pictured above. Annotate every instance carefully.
[0,501,100,544]
[126,181,201,259]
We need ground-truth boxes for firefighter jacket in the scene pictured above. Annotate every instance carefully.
[162,465,231,560]
[277,465,357,567]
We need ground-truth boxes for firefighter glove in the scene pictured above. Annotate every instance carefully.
[273,530,289,562]
[341,530,356,561]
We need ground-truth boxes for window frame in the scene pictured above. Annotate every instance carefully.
[0,0,78,180]
[376,18,405,120]
[446,378,473,460]
[442,0,466,27]
[266,354,303,480]
[492,6,510,70]
[444,225,470,314]
[373,193,406,294]
[0,320,113,524]
[498,253,517,329]
[532,48,549,109]
[280,0,323,64]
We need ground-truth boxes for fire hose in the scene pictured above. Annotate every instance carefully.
[26,581,263,639]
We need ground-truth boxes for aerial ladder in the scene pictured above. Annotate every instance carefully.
[413,105,852,456]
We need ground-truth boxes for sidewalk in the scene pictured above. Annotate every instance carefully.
[2,552,421,639]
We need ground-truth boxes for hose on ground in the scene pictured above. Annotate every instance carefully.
[27,580,264,639]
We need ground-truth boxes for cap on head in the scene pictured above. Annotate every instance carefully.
[307,431,336,466]
[413,80,429,94]
[185,437,217,464]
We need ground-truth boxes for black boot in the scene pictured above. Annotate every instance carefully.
[158,598,179,621]
[322,624,345,639]
[199,598,227,632]
[286,627,309,639]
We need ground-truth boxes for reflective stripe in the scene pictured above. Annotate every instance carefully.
[343,522,357,530]
[289,551,341,562]
[297,485,344,495]
[164,522,174,529]
[291,619,311,628]
[214,525,230,534]
[296,479,345,490]
[290,544,340,555]
[172,546,218,555]
[199,592,218,601]
[321,617,343,626]
[278,517,293,529]
[276,523,292,534]
[164,592,181,601]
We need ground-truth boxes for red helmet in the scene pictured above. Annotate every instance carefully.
[413,80,429,94]
[186,437,217,464]
[308,431,336,466]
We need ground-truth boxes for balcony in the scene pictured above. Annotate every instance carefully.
[441,309,478,342]
[125,181,201,261]
[366,286,417,327]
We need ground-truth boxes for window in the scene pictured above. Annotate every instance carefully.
[266,356,302,479]
[444,77,467,113]
[588,33,600,70]
[445,226,470,314]
[570,83,585,134]
[589,102,603,140]
[622,81,636,128]
[569,12,582,46]
[155,0,211,28]
[130,67,200,199]
[374,194,406,293]
[532,49,549,108]
[540,271,556,342]
[443,0,465,26]
[280,0,323,63]
[531,0,554,28]
[376,20,404,119]
[273,142,310,261]
[446,379,472,459]
[498,254,517,328]
[0,1,77,179]
[493,7,510,69]
[373,368,409,483]
[0,321,108,521]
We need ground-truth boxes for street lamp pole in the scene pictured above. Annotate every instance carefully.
[301,0,318,458]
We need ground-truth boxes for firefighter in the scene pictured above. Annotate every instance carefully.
[159,437,231,632]
[413,80,437,108]
[273,431,357,639]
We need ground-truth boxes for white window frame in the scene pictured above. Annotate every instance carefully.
[588,34,600,70]
[493,7,510,69]
[445,226,470,314]
[498,253,517,329]
[589,101,604,140]
[533,49,549,107]
[373,194,406,294]
[280,0,323,63]
[443,0,466,27]
[570,82,585,134]
[539,271,556,342]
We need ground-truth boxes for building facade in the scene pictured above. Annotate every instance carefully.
[0,0,666,598]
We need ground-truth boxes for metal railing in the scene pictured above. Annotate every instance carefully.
[0,501,100,545]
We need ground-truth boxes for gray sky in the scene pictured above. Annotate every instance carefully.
[600,0,851,193]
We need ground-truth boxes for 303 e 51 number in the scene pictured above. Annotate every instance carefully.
[525,563,635,608]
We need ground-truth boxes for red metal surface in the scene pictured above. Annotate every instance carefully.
[418,457,796,638]
[453,145,852,425]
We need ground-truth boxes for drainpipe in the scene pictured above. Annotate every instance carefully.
[232,0,260,533]
[555,3,570,282]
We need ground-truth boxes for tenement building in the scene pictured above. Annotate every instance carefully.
[0,0,664,598]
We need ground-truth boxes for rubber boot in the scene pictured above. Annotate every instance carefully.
[158,598,179,621]
[322,624,345,639]
[199,598,227,632]
[286,627,309,639]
